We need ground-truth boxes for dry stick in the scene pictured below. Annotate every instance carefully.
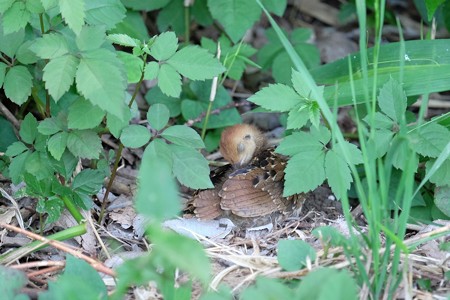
[28,265,64,278]
[11,261,65,270]
[0,101,20,130]
[0,222,116,277]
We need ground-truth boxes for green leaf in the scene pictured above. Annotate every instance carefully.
[25,151,54,180]
[85,0,126,30]
[4,65,32,105]
[157,63,181,97]
[260,0,287,16]
[107,33,139,47]
[284,151,326,196]
[37,196,64,224]
[207,0,261,43]
[0,63,6,86]
[276,131,324,156]
[0,0,15,14]
[325,149,352,200]
[0,265,28,300]
[43,55,79,101]
[391,137,418,171]
[150,31,178,61]
[147,224,211,285]
[117,51,142,83]
[68,97,105,129]
[120,124,151,148]
[48,131,68,160]
[2,2,30,34]
[248,84,301,112]
[147,103,170,131]
[8,150,30,184]
[38,118,63,135]
[26,0,45,13]
[143,138,173,168]
[72,169,104,195]
[364,112,394,129]
[435,186,450,217]
[5,141,27,157]
[144,61,159,80]
[409,123,450,158]
[16,40,39,64]
[30,33,68,59]
[241,277,294,300]
[76,48,126,120]
[59,0,85,35]
[145,86,181,117]
[369,129,394,158]
[426,158,450,186]
[41,255,107,300]
[378,77,407,123]
[75,26,106,52]
[136,151,180,221]
[0,27,24,58]
[106,109,131,138]
[277,240,316,271]
[167,45,225,80]
[425,0,445,21]
[67,130,101,159]
[161,125,205,148]
[19,113,38,144]
[295,268,358,300]
[156,0,185,36]
[170,145,213,189]
[334,141,363,165]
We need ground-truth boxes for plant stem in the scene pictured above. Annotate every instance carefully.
[61,194,84,224]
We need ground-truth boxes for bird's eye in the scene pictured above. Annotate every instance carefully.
[244,134,252,140]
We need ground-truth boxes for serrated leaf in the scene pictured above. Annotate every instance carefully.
[391,137,418,171]
[48,132,68,160]
[435,186,450,217]
[107,33,139,47]
[26,0,45,13]
[167,45,225,80]
[147,103,170,131]
[43,55,79,101]
[19,113,38,144]
[16,40,39,64]
[72,169,104,195]
[59,0,85,35]
[5,141,27,157]
[161,125,205,148]
[157,63,181,97]
[25,151,53,180]
[364,112,394,129]
[120,124,151,148]
[76,48,126,120]
[286,104,309,130]
[38,118,63,135]
[207,0,261,43]
[30,33,68,59]
[67,130,101,159]
[150,31,178,61]
[143,138,173,168]
[136,151,180,221]
[145,86,181,117]
[409,123,450,158]
[85,0,126,30]
[106,109,131,138]
[2,2,30,34]
[295,268,358,300]
[170,144,213,189]
[378,77,407,123]
[117,51,142,83]
[68,97,105,130]
[426,158,450,186]
[334,141,363,165]
[276,131,323,156]
[308,101,321,128]
[0,0,14,14]
[8,150,30,184]
[75,26,106,52]
[4,65,32,105]
[248,84,301,112]
[325,149,352,200]
[0,63,6,86]
[277,239,316,271]
[144,61,159,80]
[241,277,294,300]
[0,27,24,58]
[284,151,326,196]
[260,0,287,16]
[37,196,64,224]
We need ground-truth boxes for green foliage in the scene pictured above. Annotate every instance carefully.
[40,255,108,300]
[0,265,28,300]
[277,240,316,271]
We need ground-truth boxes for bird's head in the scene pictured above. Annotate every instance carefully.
[219,124,266,167]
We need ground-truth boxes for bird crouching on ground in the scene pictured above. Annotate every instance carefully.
[189,124,305,230]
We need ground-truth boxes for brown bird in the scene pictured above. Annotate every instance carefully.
[190,124,305,229]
